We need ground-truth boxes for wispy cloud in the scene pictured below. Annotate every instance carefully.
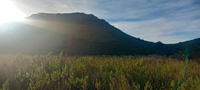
[112,18,200,43]
[11,0,200,43]
[11,0,95,15]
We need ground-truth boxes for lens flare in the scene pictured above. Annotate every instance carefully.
[175,43,189,90]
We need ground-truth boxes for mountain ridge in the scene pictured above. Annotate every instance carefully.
[0,12,200,58]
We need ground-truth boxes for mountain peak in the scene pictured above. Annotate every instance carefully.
[1,12,200,58]
[30,12,95,17]
[28,12,99,22]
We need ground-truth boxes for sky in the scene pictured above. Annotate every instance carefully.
[10,0,200,44]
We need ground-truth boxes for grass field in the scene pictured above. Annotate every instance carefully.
[0,53,199,90]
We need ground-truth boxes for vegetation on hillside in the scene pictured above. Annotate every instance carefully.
[0,53,199,90]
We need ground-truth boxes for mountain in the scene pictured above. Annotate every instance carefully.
[0,13,199,58]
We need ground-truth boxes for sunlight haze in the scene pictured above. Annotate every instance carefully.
[0,0,25,24]
[0,1,200,89]
[10,0,200,43]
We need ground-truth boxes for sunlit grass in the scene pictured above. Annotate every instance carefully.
[0,53,199,90]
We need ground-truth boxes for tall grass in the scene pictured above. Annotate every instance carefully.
[0,53,199,90]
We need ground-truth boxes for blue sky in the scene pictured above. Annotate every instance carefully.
[11,0,200,43]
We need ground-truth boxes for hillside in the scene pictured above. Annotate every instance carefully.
[0,13,199,58]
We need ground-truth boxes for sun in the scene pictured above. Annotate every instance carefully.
[0,0,25,24]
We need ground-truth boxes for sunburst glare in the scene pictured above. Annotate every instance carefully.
[0,0,25,24]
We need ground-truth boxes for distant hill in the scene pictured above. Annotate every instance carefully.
[0,13,199,58]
